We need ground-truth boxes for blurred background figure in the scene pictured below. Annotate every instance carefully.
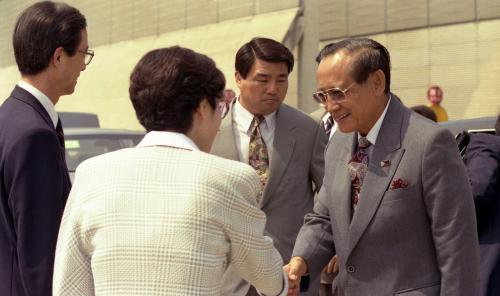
[426,85,448,122]
[411,105,437,122]
[464,114,500,296]
[223,88,236,104]
[310,107,335,141]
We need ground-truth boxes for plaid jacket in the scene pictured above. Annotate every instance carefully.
[53,146,285,295]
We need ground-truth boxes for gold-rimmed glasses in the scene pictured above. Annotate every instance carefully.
[313,83,354,104]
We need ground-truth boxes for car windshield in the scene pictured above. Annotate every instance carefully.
[65,134,143,171]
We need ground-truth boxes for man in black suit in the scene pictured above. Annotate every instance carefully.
[465,115,500,296]
[0,2,90,295]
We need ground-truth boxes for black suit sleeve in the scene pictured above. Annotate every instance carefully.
[6,127,67,296]
[466,137,500,210]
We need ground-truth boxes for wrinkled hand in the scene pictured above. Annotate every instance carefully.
[284,257,308,296]
[322,255,338,275]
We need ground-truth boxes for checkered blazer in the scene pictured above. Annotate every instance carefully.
[53,146,285,296]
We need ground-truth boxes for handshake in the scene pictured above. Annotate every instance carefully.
[282,255,338,296]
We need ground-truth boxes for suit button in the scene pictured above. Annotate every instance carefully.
[347,265,355,273]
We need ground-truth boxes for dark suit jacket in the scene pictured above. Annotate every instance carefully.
[293,97,479,295]
[465,133,500,243]
[465,132,500,296]
[0,86,71,296]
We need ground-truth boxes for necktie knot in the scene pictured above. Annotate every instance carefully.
[358,137,371,149]
[251,115,265,131]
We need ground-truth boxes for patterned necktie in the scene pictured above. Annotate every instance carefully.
[348,137,371,214]
[56,118,65,149]
[324,115,334,138]
[249,115,269,202]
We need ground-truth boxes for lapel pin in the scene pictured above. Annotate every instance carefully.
[380,160,391,167]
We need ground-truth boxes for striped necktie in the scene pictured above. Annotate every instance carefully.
[324,115,334,138]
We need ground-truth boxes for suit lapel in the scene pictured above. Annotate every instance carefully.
[329,132,356,243]
[11,85,54,129]
[261,106,296,207]
[211,101,239,161]
[347,97,407,257]
[10,86,71,187]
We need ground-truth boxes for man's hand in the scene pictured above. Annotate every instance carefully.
[322,255,338,274]
[284,256,308,296]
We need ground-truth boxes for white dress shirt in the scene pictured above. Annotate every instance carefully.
[232,98,277,164]
[17,80,58,128]
[358,95,392,157]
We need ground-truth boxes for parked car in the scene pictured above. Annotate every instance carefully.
[439,116,497,159]
[59,112,100,128]
[439,116,496,136]
[64,128,145,180]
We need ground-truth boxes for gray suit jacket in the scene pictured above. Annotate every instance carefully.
[211,103,327,295]
[293,97,480,296]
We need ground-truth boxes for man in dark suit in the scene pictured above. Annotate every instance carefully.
[0,2,89,295]
[211,37,327,295]
[464,115,500,296]
[286,38,479,296]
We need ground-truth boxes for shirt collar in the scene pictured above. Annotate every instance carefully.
[358,95,392,145]
[17,80,58,128]
[233,97,277,132]
[137,131,200,151]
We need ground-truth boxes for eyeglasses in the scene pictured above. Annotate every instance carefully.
[78,49,94,65]
[217,100,230,119]
[313,83,354,104]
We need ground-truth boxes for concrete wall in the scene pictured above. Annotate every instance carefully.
[319,0,500,40]
[1,0,499,128]
[0,0,299,67]
[0,0,299,130]
[321,19,500,120]
[0,7,300,130]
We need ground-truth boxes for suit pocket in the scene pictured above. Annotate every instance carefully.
[394,283,440,295]
[381,186,413,204]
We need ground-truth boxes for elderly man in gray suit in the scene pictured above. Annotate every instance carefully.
[211,37,327,296]
[286,38,479,296]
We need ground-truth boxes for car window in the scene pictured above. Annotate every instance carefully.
[65,135,143,171]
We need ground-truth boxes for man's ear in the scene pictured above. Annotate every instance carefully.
[371,69,386,96]
[235,71,243,88]
[52,46,65,67]
[195,98,210,121]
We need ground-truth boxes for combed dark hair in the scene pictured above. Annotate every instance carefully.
[129,46,225,133]
[235,37,294,78]
[411,105,437,122]
[13,1,87,75]
[316,38,391,93]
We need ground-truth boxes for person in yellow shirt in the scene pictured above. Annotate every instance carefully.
[426,85,449,122]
